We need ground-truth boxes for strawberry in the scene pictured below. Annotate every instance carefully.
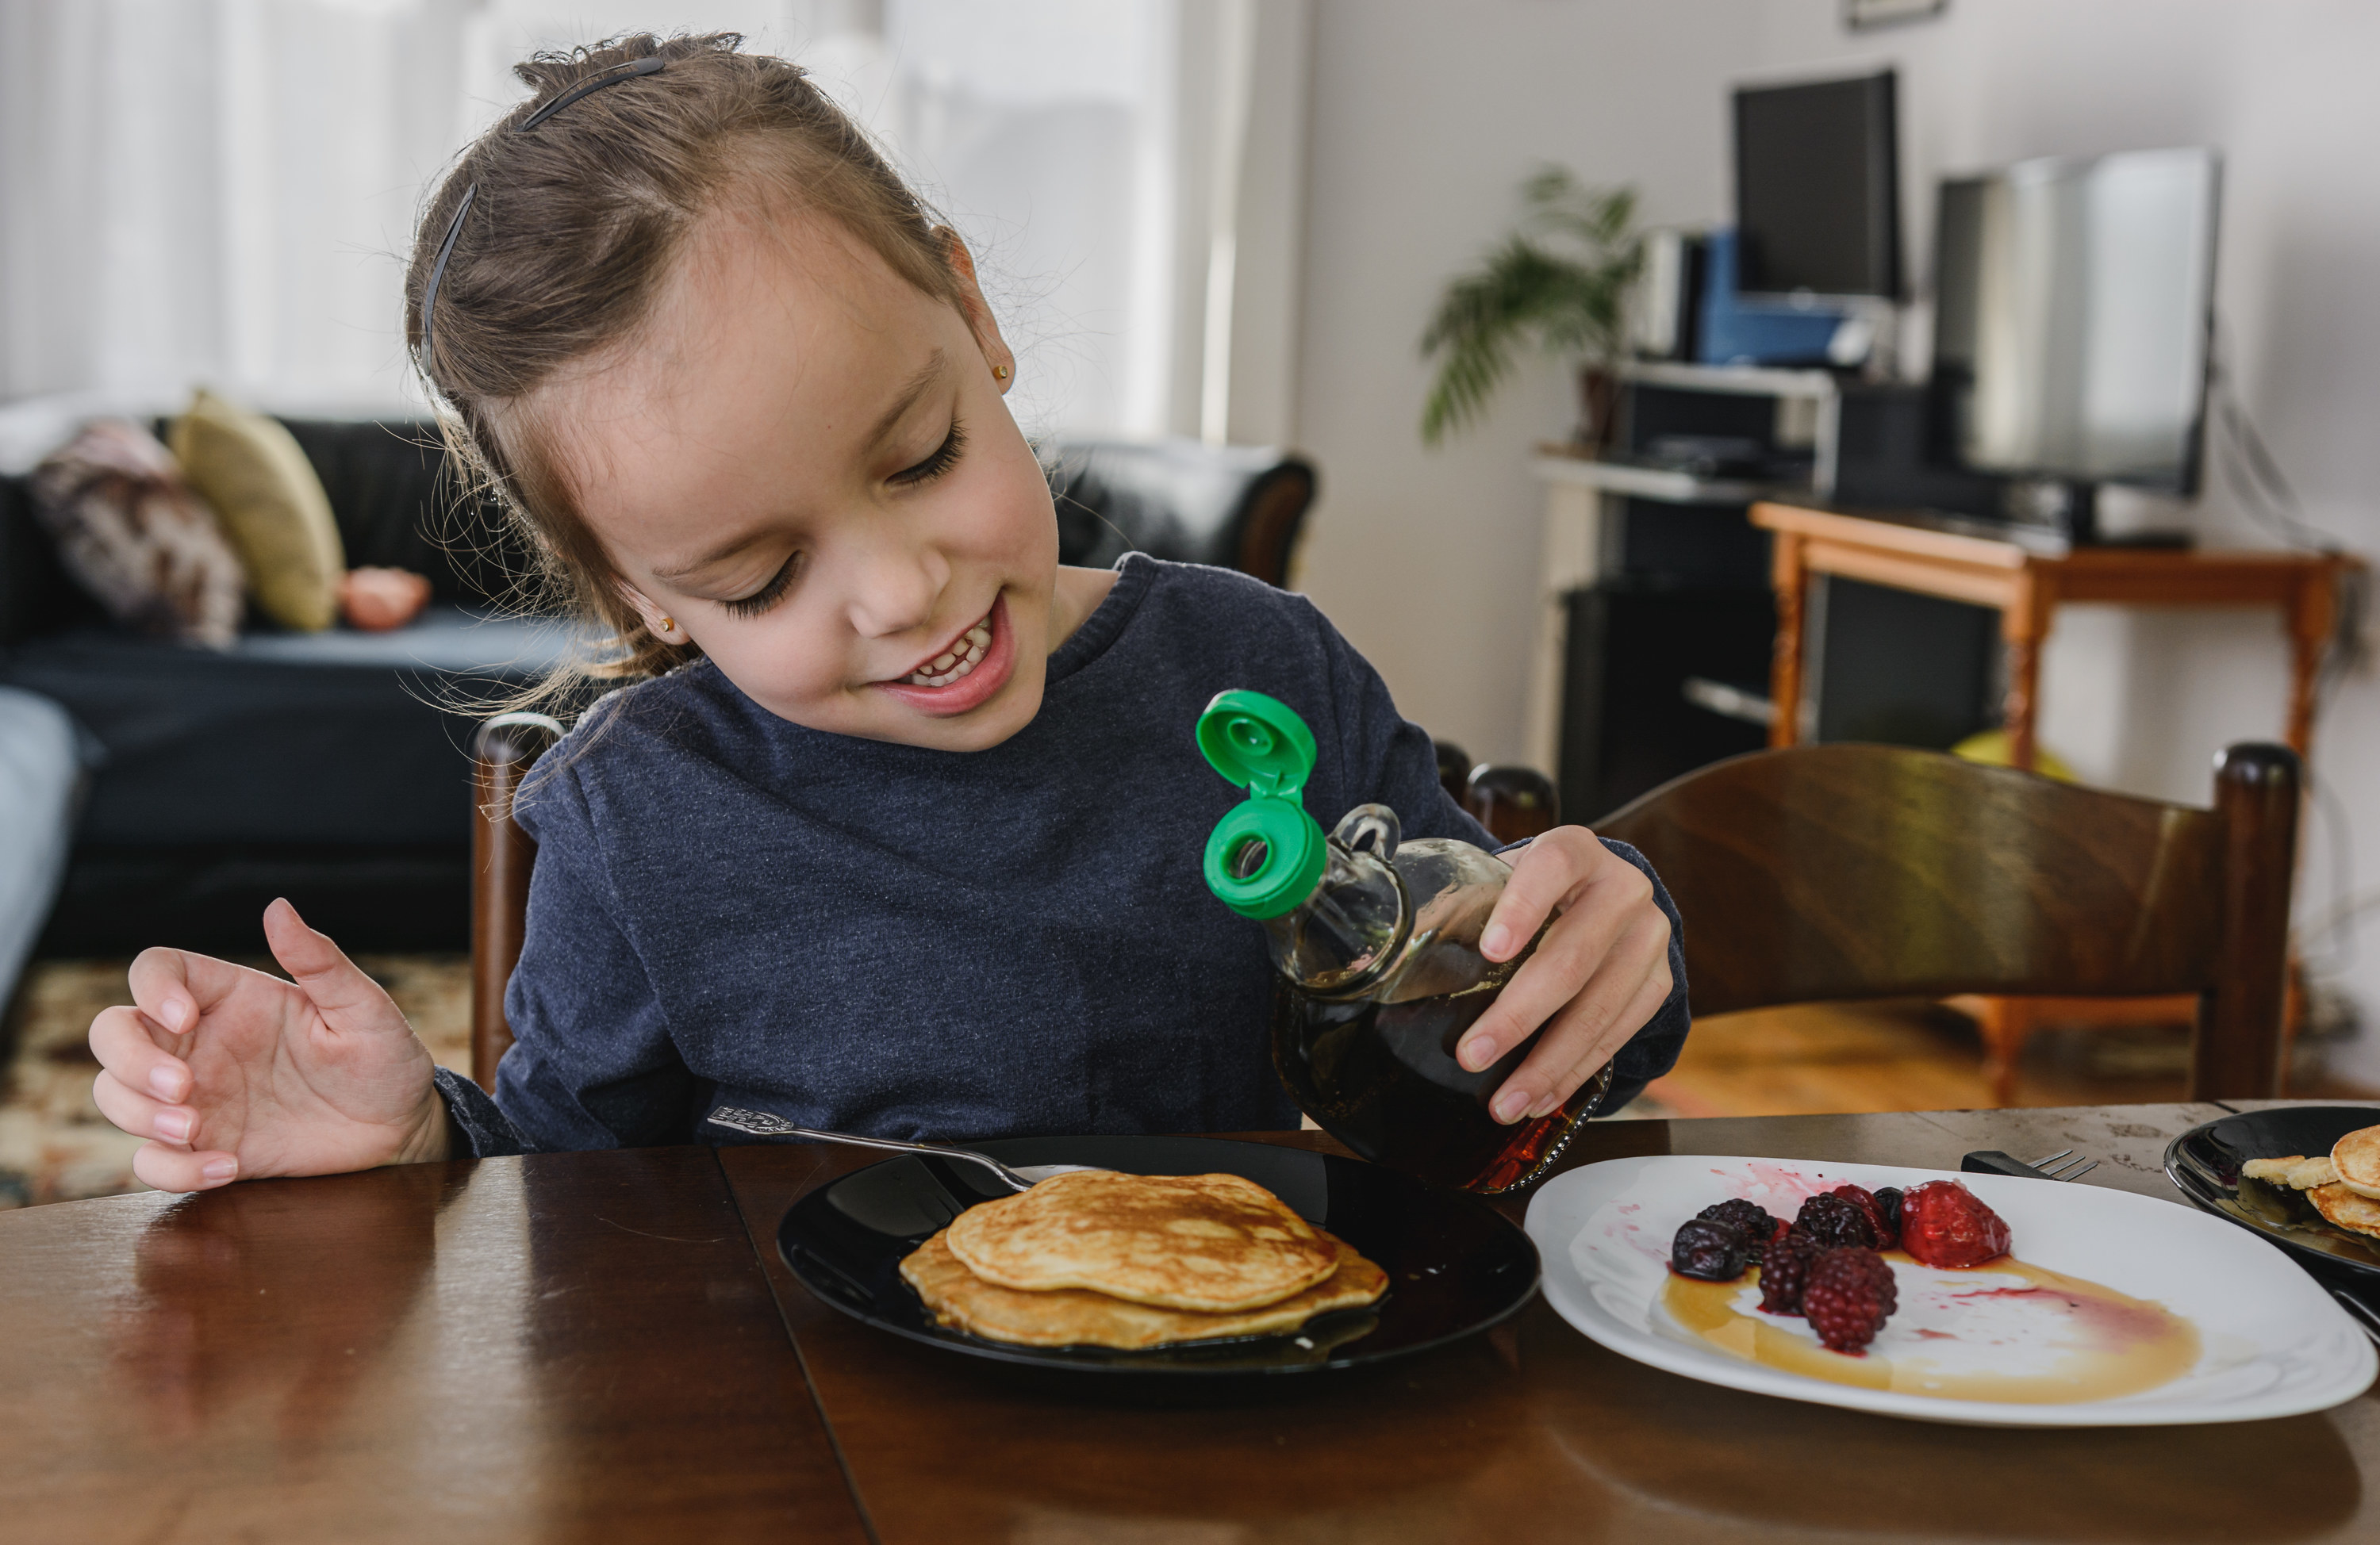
[1898,1179,2012,1267]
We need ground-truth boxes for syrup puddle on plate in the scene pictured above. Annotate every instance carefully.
[1662,1252,2201,1404]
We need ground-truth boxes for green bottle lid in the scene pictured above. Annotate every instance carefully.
[1197,690,1326,919]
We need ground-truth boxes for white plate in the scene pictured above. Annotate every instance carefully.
[1526,1154,2376,1426]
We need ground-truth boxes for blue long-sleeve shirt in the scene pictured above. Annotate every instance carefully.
[435,555,1689,1157]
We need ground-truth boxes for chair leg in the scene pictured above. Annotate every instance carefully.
[1973,997,2032,1107]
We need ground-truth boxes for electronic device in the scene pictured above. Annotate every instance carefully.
[1932,148,2222,540]
[1733,69,1902,301]
[1633,229,1707,360]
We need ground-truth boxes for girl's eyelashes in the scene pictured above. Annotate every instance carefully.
[713,419,962,622]
[889,419,966,486]
[720,551,801,619]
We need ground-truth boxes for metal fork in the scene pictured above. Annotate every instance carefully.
[704,1106,1094,1193]
[1961,1147,2101,1183]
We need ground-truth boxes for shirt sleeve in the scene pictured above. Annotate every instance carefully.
[470,756,699,1154]
[1303,597,1691,1114]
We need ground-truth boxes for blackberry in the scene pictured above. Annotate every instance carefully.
[1670,1218,1750,1282]
[1757,1226,1821,1314]
[1796,1191,1879,1251]
[1802,1246,1899,1354]
[1873,1187,1906,1247]
[1695,1199,1781,1259]
[1829,1183,1896,1250]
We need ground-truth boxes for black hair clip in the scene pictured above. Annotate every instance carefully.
[420,55,668,371]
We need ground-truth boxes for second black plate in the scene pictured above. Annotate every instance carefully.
[777,1134,1539,1378]
[2164,1104,2380,1279]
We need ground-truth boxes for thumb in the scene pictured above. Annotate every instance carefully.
[262,899,401,1029]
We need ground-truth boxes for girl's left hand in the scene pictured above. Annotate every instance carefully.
[1455,826,1676,1124]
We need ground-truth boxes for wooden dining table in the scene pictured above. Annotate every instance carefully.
[6,1098,2377,1544]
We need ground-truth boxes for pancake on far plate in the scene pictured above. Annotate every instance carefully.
[2332,1124,2380,1201]
[2308,1182,2380,1240]
[902,1228,1388,1350]
[945,1170,1339,1312]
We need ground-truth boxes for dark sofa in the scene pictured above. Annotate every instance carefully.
[0,419,1315,956]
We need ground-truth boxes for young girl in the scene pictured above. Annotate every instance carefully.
[86,33,1687,1190]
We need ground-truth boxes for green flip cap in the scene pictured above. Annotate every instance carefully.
[1197,689,1326,919]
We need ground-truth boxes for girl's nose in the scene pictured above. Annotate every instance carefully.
[840,524,951,642]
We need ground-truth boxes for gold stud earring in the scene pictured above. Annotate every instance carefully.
[993,363,1010,381]
[657,616,674,634]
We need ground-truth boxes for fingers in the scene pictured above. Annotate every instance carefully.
[92,1067,198,1144]
[90,1003,193,1106]
[1480,907,1673,1124]
[1503,953,1676,1121]
[1479,827,1627,962]
[262,899,401,1029]
[130,1141,240,1194]
[1461,845,1655,1073]
[126,945,247,1044]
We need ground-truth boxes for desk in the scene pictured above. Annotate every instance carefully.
[1749,501,2359,770]
[7,1106,2378,1543]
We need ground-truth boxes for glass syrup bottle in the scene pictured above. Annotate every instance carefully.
[1197,690,1612,1193]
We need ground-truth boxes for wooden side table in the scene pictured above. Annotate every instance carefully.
[1748,500,2359,1100]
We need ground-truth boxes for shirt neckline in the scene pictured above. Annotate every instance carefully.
[1042,552,1158,689]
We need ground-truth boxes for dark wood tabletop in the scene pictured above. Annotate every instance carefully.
[8,1102,2377,1544]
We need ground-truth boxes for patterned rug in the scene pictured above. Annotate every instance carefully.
[0,955,474,1208]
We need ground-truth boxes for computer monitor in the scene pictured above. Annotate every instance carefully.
[1732,70,1902,301]
[1933,148,2221,497]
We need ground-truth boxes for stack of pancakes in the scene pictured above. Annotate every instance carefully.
[2242,1121,2380,1240]
[900,1170,1388,1350]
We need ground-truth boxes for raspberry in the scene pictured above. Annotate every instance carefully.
[1695,1199,1781,1259]
[1802,1246,1898,1354]
[1757,1226,1821,1314]
[1898,1179,2013,1267]
[1795,1191,1879,1250]
[1671,1218,1749,1282]
[1829,1183,1897,1250]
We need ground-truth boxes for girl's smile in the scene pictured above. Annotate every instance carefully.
[874,594,1015,715]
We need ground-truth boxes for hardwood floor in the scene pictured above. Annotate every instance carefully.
[1638,997,2374,1119]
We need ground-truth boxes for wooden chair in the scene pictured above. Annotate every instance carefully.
[1592,741,2302,1102]
[468,712,562,1091]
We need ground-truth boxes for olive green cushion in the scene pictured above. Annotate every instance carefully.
[169,389,345,631]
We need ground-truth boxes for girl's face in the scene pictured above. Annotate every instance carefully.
[533,202,1075,752]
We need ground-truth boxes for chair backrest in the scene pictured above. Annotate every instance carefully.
[470,711,562,1091]
[1593,741,2301,1100]
[1043,439,1318,587]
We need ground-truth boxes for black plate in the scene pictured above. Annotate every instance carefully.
[2164,1104,2380,1279]
[777,1134,1539,1378]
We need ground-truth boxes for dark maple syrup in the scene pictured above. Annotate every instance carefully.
[1269,967,1594,1193]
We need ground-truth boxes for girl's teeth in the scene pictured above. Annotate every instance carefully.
[903,610,996,688]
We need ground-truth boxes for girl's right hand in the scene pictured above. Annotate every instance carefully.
[87,899,449,1192]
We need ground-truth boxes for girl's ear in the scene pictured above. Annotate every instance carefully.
[938,228,1016,395]
[617,582,687,644]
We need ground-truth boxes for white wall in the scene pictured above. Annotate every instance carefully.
[1290,0,2380,1079]
[1292,0,1760,765]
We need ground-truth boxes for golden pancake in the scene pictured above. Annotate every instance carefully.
[2307,1182,2380,1240]
[943,1170,1339,1312]
[2329,1123,2380,1200]
[2242,1155,2340,1190]
[901,1228,1387,1349]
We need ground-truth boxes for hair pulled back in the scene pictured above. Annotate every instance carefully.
[405,32,964,685]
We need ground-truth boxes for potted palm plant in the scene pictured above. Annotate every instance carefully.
[1420,167,1641,454]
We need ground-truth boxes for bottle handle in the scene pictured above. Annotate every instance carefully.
[1331,803,1401,860]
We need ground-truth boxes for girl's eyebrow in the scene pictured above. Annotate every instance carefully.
[865,347,948,451]
[655,350,952,583]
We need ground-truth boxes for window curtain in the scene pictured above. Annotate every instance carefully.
[0,0,1305,447]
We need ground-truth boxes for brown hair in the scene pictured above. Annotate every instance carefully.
[405,31,965,690]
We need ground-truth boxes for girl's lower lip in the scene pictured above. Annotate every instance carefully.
[873,595,1017,717]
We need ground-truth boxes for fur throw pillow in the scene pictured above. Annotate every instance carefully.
[29,421,246,649]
